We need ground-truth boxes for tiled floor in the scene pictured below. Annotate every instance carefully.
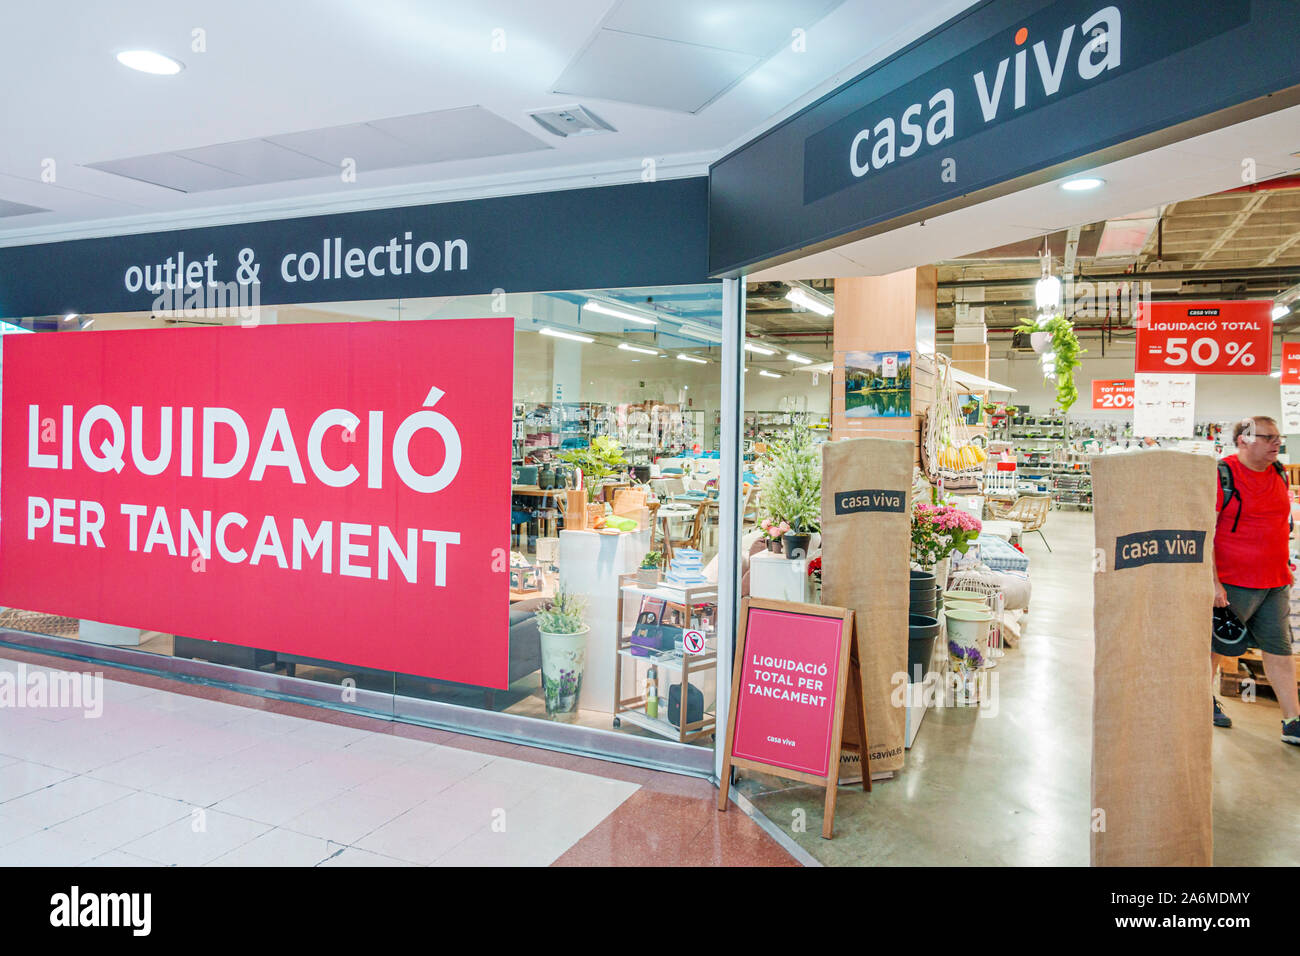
[0,649,793,866]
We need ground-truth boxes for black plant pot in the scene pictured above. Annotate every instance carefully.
[782,532,812,559]
[910,569,936,591]
[910,592,936,616]
[908,613,941,683]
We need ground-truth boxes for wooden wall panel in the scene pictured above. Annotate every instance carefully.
[831,267,937,468]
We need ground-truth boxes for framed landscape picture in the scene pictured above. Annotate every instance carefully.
[844,350,911,418]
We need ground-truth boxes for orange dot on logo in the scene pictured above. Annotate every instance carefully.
[1015,27,1028,45]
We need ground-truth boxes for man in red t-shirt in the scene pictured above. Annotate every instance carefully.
[1212,415,1300,744]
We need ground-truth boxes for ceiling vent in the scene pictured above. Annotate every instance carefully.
[527,105,616,138]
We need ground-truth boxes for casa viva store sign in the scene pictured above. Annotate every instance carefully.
[812,1,1126,202]
[708,0,1300,274]
[0,320,514,687]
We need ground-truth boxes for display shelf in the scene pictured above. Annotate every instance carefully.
[613,706,717,740]
[616,644,718,672]
[613,573,717,744]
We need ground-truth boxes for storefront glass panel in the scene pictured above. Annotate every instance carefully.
[0,284,727,769]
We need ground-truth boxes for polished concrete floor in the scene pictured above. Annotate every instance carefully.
[744,510,1300,866]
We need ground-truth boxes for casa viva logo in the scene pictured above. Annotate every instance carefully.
[848,4,1123,178]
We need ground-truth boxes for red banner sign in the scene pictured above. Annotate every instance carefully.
[1135,300,1273,375]
[0,319,513,686]
[1283,342,1300,385]
[729,605,848,777]
[1091,379,1135,410]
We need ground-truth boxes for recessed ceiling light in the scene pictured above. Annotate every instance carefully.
[1061,177,1105,192]
[116,50,184,75]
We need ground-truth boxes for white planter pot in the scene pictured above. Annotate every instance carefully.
[944,606,991,670]
[943,589,988,608]
[1030,331,1052,353]
[539,625,590,715]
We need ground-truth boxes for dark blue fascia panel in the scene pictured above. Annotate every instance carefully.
[709,0,1300,275]
[0,177,710,319]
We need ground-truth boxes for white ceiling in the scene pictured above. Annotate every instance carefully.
[0,0,979,245]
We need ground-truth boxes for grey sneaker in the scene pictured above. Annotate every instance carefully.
[1213,697,1232,728]
[1282,716,1300,745]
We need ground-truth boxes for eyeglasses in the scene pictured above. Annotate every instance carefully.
[1250,433,1283,444]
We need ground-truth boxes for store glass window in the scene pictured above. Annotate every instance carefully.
[0,286,726,761]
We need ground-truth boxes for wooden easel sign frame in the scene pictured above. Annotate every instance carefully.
[717,597,869,839]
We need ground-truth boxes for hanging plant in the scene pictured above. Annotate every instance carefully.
[1017,313,1084,413]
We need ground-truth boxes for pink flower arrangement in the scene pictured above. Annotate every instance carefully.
[911,503,982,567]
[760,517,790,541]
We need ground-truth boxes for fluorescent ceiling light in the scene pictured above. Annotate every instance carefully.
[759,370,781,378]
[1272,304,1290,320]
[618,342,660,355]
[63,313,78,322]
[584,300,656,325]
[786,353,812,364]
[1061,177,1105,192]
[674,322,724,344]
[744,342,777,356]
[1271,369,1282,378]
[115,50,184,75]
[539,326,593,343]
[677,354,708,364]
[785,283,835,317]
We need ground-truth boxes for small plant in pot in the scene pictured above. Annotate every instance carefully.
[762,431,821,559]
[637,550,663,587]
[559,436,628,503]
[535,589,590,715]
[759,517,790,552]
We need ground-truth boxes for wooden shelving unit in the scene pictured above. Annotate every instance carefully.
[612,574,717,744]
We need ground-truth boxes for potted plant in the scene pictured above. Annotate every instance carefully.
[1016,313,1084,413]
[559,436,628,528]
[761,431,821,558]
[535,589,589,715]
[637,550,662,587]
[911,502,982,586]
[759,517,790,552]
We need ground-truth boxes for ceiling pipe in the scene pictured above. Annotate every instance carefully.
[937,266,1300,289]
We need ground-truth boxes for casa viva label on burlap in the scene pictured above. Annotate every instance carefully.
[833,489,906,516]
[1113,529,1207,571]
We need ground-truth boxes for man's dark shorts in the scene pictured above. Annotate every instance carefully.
[1223,583,1294,656]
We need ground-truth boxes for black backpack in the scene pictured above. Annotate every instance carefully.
[1217,458,1290,533]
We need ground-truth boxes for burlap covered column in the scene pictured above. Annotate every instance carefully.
[1091,451,1215,866]
[820,438,912,774]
